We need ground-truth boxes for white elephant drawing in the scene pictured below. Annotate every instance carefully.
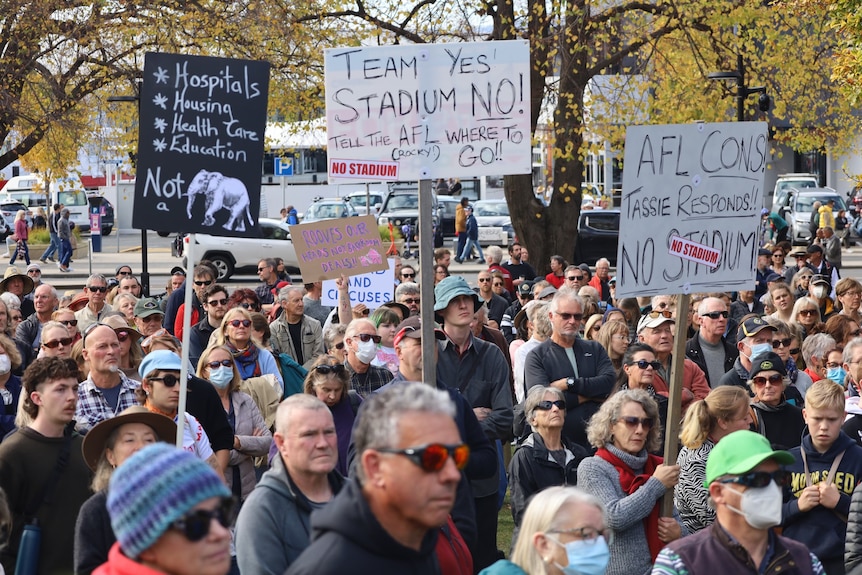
[186,170,254,232]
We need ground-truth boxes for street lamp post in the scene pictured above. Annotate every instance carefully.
[708,54,771,122]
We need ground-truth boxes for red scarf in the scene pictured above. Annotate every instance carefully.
[595,447,664,560]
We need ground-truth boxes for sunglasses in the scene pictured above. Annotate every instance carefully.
[790,347,801,355]
[207,298,229,307]
[752,373,784,386]
[229,319,251,328]
[42,337,72,349]
[257,267,269,272]
[566,275,583,281]
[59,319,78,327]
[799,309,818,316]
[629,359,662,370]
[315,364,347,375]
[401,298,420,305]
[87,286,108,293]
[618,416,654,429]
[478,278,491,283]
[402,273,415,279]
[357,333,382,343]
[206,359,233,369]
[239,302,260,311]
[115,329,134,342]
[82,322,110,345]
[193,280,214,287]
[701,311,728,319]
[649,310,673,319]
[772,338,792,348]
[536,399,566,411]
[719,470,791,489]
[555,312,584,322]
[377,443,470,472]
[360,309,370,316]
[117,270,132,276]
[148,373,180,387]
[334,342,345,350]
[170,497,235,542]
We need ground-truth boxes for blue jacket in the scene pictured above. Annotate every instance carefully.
[782,431,862,563]
[465,213,478,240]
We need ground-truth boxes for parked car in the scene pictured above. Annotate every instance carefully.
[780,188,848,245]
[376,185,438,232]
[771,173,819,212]
[473,199,514,245]
[179,218,299,281]
[574,209,620,265]
[301,197,357,223]
[0,201,32,230]
[344,190,385,216]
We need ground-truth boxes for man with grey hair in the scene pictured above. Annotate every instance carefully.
[236,395,344,575]
[686,296,739,387]
[344,318,393,397]
[75,273,112,331]
[588,257,612,302]
[524,287,615,450]
[563,264,584,290]
[718,316,779,390]
[287,382,464,574]
[15,283,58,367]
[486,245,514,294]
[394,281,420,316]
[270,285,324,369]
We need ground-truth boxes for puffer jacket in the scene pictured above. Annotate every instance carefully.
[845,481,862,572]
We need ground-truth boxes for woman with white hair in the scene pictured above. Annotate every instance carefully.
[480,486,609,575]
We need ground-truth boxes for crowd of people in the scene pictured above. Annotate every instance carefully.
[2,227,862,575]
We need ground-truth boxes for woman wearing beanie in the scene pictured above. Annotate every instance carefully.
[95,443,232,575]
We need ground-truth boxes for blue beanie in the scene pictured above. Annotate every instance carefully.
[107,443,229,558]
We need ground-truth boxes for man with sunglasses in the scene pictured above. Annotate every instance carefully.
[236,394,344,575]
[652,430,823,575]
[271,286,324,369]
[475,270,508,330]
[343,319,393,397]
[399,264,417,284]
[134,297,166,338]
[255,258,279,313]
[162,263,216,335]
[74,274,112,332]
[14,283,58,369]
[395,281,421,316]
[288,383,465,575]
[189,284,230,369]
[686,297,740,388]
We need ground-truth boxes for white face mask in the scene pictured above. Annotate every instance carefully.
[0,354,10,375]
[355,339,377,364]
[811,284,828,300]
[725,480,783,529]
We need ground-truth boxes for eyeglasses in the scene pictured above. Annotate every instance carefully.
[59,319,78,327]
[193,280,214,287]
[555,312,584,322]
[719,470,791,489]
[535,399,566,411]
[649,310,673,319]
[843,291,862,298]
[701,311,729,319]
[402,273,415,279]
[402,298,420,305]
[206,359,233,369]
[87,285,108,293]
[617,416,654,429]
[629,359,662,370]
[772,338,792,348]
[315,364,347,375]
[547,527,613,545]
[141,328,169,349]
[798,309,818,316]
[478,278,491,283]
[207,298,228,307]
[170,497,235,542]
[42,337,72,349]
[229,319,251,328]
[239,302,260,311]
[566,275,583,281]
[377,443,470,472]
[752,374,784,386]
[148,373,180,387]
[826,361,842,368]
[357,333,382,343]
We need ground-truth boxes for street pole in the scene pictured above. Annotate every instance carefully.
[736,54,745,122]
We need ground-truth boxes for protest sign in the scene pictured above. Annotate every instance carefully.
[133,53,270,237]
[321,258,395,310]
[291,215,388,281]
[615,122,768,298]
[324,40,532,179]
[328,158,400,181]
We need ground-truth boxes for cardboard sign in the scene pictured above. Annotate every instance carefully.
[321,258,396,310]
[324,40,532,179]
[133,53,270,237]
[615,122,767,298]
[292,215,388,281]
[328,158,400,181]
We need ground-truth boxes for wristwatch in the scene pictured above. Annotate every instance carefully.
[566,377,575,391]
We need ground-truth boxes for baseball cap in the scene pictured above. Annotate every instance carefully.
[811,274,831,288]
[764,272,784,284]
[170,266,186,277]
[761,208,770,216]
[637,311,675,333]
[749,352,787,379]
[517,282,534,299]
[758,248,772,257]
[134,297,164,318]
[704,430,794,487]
[393,316,446,347]
[737,316,777,340]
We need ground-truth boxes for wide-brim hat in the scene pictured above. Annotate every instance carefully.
[101,315,142,342]
[81,406,177,471]
[0,267,34,296]
[68,292,89,312]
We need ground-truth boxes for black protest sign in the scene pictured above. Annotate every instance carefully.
[133,53,270,237]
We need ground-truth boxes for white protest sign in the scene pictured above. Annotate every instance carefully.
[615,122,768,298]
[324,40,532,179]
[321,258,396,310]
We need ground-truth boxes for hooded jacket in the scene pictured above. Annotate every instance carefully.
[782,431,862,563]
[235,454,345,575]
[286,477,441,575]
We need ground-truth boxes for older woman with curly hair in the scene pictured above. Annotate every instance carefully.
[576,389,685,575]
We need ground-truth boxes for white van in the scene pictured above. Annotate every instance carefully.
[0,174,90,230]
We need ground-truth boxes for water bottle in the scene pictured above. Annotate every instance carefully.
[14,522,41,575]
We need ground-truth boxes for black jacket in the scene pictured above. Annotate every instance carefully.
[729,299,765,324]
[685,333,739,388]
[286,478,441,575]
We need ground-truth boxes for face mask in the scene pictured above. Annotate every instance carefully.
[208,366,233,388]
[811,285,828,300]
[827,366,847,384]
[552,536,610,575]
[356,340,377,364]
[725,480,783,529]
[0,354,10,376]
[748,342,772,361]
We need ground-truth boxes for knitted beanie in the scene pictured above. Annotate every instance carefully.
[106,443,230,558]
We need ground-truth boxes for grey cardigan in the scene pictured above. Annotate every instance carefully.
[228,390,272,500]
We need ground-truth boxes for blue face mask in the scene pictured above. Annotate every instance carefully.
[209,366,233,388]
[749,342,773,360]
[553,535,610,575]
[827,366,847,384]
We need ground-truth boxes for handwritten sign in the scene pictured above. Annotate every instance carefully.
[321,258,396,309]
[292,215,388,281]
[328,158,400,181]
[324,41,531,179]
[615,122,767,298]
[133,53,270,237]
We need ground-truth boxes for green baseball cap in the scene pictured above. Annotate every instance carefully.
[704,430,794,487]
